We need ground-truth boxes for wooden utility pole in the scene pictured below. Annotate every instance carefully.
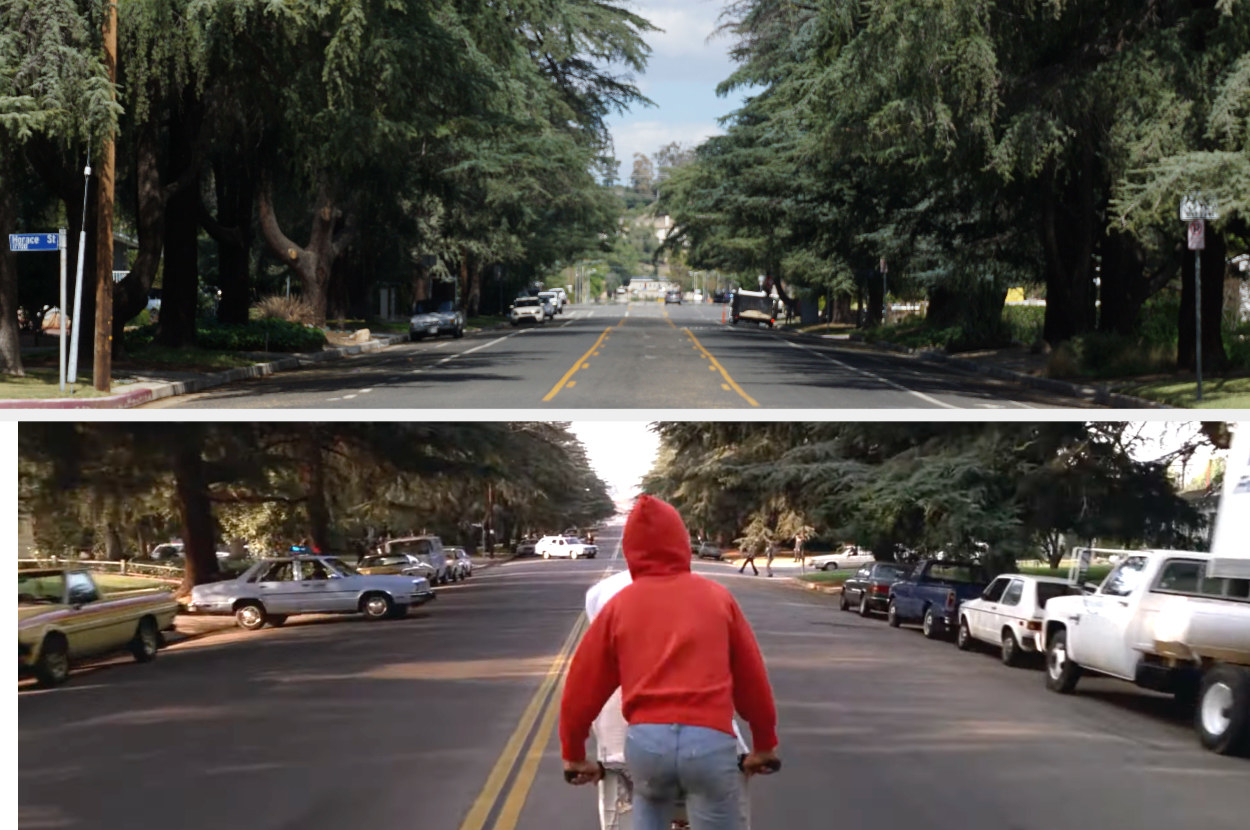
[93,1,118,392]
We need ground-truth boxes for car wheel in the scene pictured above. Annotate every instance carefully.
[543,551,550,559]
[838,590,849,612]
[235,601,268,631]
[956,618,974,651]
[510,321,518,327]
[266,615,287,627]
[361,593,394,621]
[454,326,464,339]
[1196,665,1250,756]
[1000,630,1021,666]
[822,562,837,571]
[922,606,943,639]
[409,332,420,342]
[1045,629,1082,694]
[34,634,70,687]
[858,594,872,618]
[887,600,901,628]
[130,617,160,662]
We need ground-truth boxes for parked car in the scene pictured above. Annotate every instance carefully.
[887,559,991,639]
[515,538,538,556]
[18,568,178,687]
[536,535,598,559]
[446,547,472,579]
[356,552,438,584]
[807,545,874,572]
[1040,549,1250,755]
[149,543,184,562]
[956,574,1079,666]
[730,289,774,327]
[665,289,682,304]
[839,561,910,617]
[378,536,450,584]
[691,540,724,560]
[409,299,464,341]
[185,555,436,630]
[509,297,546,326]
[537,291,561,317]
[553,287,568,309]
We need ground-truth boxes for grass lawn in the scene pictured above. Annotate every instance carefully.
[796,569,856,585]
[1018,564,1112,583]
[1118,375,1250,408]
[96,574,178,593]
[0,368,118,399]
[466,315,507,330]
[114,345,265,372]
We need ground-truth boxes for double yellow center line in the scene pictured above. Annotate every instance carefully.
[457,612,588,830]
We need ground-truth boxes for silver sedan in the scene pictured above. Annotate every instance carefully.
[186,555,435,630]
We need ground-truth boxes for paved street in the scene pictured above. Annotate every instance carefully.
[20,523,1247,830]
[143,302,1094,409]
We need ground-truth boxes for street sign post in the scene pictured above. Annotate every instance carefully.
[9,231,69,390]
[1180,194,1219,402]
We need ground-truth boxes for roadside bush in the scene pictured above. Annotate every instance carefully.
[1002,305,1045,345]
[121,319,325,353]
[1048,331,1173,379]
[1225,321,1250,370]
[253,294,317,325]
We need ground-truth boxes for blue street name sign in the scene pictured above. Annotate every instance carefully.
[9,233,61,252]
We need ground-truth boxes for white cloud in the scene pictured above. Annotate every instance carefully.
[609,119,722,178]
[634,4,726,60]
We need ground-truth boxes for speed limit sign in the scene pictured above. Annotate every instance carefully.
[1188,219,1205,250]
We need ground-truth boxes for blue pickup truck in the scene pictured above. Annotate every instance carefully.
[887,559,991,639]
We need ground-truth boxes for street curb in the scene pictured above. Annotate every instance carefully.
[786,578,843,596]
[825,332,1172,409]
[0,333,409,409]
[474,552,521,571]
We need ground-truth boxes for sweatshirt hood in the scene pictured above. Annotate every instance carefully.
[623,495,691,577]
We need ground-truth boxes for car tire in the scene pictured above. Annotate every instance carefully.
[34,634,70,687]
[838,590,849,612]
[454,326,464,339]
[129,616,160,662]
[510,321,518,327]
[1195,664,1250,756]
[542,551,550,559]
[956,617,974,651]
[235,601,268,631]
[266,615,287,627]
[361,592,394,621]
[1000,630,1022,667]
[409,332,420,342]
[887,600,901,628]
[858,594,873,618]
[922,606,944,640]
[1045,629,1082,694]
[822,562,837,572]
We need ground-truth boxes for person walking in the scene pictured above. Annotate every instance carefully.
[737,541,759,576]
[765,538,776,578]
[559,495,780,830]
[792,532,804,563]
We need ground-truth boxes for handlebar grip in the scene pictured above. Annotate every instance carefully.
[736,754,781,773]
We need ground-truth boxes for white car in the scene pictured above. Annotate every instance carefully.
[806,545,874,571]
[536,535,598,559]
[537,291,560,317]
[509,297,546,326]
[956,574,1077,666]
[553,287,568,309]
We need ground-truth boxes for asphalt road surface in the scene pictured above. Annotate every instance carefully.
[144,301,1097,409]
[20,527,1247,830]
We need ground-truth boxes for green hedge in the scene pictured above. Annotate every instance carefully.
[125,319,326,353]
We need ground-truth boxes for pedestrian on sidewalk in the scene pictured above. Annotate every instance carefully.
[765,538,776,578]
[559,495,780,830]
[738,541,759,576]
[792,533,804,563]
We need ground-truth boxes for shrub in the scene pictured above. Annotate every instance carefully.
[1049,331,1174,379]
[1225,322,1250,371]
[253,294,317,325]
[1002,305,1045,345]
[121,319,325,354]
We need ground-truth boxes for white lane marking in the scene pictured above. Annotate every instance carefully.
[587,310,595,318]
[327,397,342,401]
[343,394,357,400]
[433,342,450,349]
[782,338,958,409]
[435,357,454,365]
[360,388,373,394]
[561,319,574,327]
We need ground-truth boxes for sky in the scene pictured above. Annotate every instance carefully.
[604,0,750,182]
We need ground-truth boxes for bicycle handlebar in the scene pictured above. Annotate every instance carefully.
[562,755,780,783]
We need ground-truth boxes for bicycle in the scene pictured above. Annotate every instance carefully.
[567,754,781,829]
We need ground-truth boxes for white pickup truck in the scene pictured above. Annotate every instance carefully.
[1041,549,1250,755]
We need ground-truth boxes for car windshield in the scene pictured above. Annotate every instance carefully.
[874,564,905,579]
[153,544,181,556]
[1036,582,1077,607]
[515,298,540,307]
[324,558,356,576]
[18,572,65,605]
[413,300,454,314]
[565,537,582,544]
[387,539,432,556]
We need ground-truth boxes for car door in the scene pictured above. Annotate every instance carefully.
[1077,555,1149,677]
[63,571,118,657]
[995,579,1027,643]
[251,561,302,614]
[847,566,871,601]
[294,559,339,613]
[969,577,1009,640]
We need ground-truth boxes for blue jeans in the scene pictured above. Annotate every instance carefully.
[625,723,743,830]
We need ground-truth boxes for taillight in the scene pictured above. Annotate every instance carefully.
[872,584,889,595]
[1025,620,1042,631]
[946,590,956,609]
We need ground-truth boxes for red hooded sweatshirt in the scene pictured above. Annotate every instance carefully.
[559,495,778,762]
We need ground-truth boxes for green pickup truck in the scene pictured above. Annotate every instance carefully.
[18,568,179,687]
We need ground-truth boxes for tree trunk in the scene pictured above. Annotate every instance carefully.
[468,260,482,317]
[1178,227,1228,371]
[105,524,124,561]
[1039,152,1100,346]
[459,250,470,311]
[0,175,23,375]
[299,426,331,553]
[112,115,166,356]
[1096,230,1149,335]
[202,157,255,325]
[156,100,203,348]
[172,435,221,595]
[257,180,338,326]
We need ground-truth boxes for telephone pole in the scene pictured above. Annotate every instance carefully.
[93,0,118,392]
